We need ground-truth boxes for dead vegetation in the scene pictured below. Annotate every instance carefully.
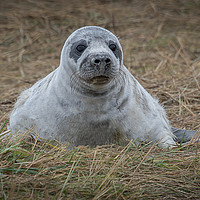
[0,0,200,199]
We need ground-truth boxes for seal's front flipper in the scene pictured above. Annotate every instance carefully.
[171,127,197,143]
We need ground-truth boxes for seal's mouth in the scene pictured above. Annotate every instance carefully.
[88,75,110,85]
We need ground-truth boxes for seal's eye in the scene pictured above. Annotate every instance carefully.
[109,44,117,51]
[76,45,86,52]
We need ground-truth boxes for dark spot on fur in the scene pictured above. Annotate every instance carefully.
[118,97,129,111]
[108,40,122,61]
[69,39,87,62]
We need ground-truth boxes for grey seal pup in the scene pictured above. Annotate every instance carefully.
[9,26,196,148]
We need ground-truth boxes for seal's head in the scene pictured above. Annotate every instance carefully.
[60,26,123,88]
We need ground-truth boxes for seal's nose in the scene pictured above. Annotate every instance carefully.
[93,57,111,65]
[90,54,112,72]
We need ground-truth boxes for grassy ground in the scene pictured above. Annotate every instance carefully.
[0,0,200,199]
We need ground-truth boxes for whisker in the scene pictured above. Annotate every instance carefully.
[70,72,81,93]
[112,69,126,87]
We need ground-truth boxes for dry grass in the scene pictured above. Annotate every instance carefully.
[0,132,200,199]
[0,0,200,199]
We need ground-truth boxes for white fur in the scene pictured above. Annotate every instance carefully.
[9,26,176,148]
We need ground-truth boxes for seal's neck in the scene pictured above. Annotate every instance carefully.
[70,77,117,97]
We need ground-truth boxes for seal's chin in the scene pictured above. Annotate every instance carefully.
[87,75,111,85]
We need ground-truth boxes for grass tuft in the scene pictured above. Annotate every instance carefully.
[0,131,199,199]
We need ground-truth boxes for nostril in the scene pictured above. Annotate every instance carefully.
[105,58,111,64]
[94,59,100,64]
[91,56,111,67]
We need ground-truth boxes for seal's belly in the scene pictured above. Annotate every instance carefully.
[55,113,129,146]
